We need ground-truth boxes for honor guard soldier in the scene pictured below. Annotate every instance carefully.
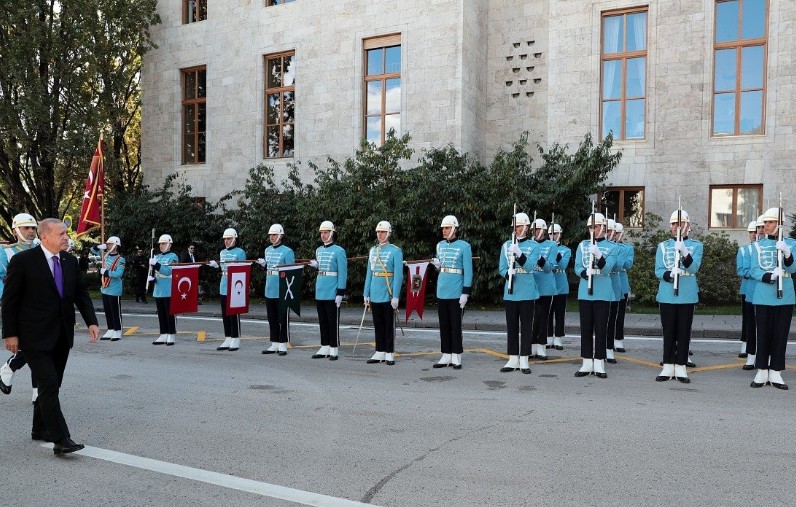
[258,224,295,356]
[530,218,555,360]
[308,221,347,361]
[655,209,702,383]
[0,213,39,397]
[748,207,796,390]
[150,234,179,345]
[546,223,570,351]
[98,236,126,341]
[499,212,540,374]
[613,223,634,353]
[363,221,403,365]
[575,211,618,378]
[737,219,760,369]
[208,228,246,351]
[605,218,624,364]
[431,215,473,369]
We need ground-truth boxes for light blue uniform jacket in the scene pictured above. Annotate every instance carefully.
[263,244,295,299]
[655,237,702,304]
[364,243,403,303]
[575,238,618,301]
[153,251,179,298]
[749,237,796,306]
[218,247,246,296]
[435,239,473,299]
[100,253,126,297]
[314,243,347,300]
[499,238,540,302]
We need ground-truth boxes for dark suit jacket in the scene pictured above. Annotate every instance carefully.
[1,246,98,351]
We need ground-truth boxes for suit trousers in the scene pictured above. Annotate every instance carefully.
[371,302,395,353]
[754,304,792,371]
[659,302,694,365]
[437,299,463,354]
[265,297,288,343]
[532,296,552,345]
[316,300,338,347]
[579,300,610,360]
[219,295,241,338]
[25,337,71,442]
[505,300,534,356]
[102,294,123,330]
[155,297,176,334]
[616,294,628,341]
[547,294,566,338]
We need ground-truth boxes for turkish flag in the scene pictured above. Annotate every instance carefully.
[170,265,199,315]
[76,137,106,237]
[405,262,429,321]
[226,263,251,315]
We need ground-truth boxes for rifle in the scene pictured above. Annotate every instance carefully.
[588,200,595,296]
[673,197,682,297]
[145,228,155,292]
[778,193,784,299]
[508,203,517,294]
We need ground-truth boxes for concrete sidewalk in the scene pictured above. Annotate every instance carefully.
[95,297,790,340]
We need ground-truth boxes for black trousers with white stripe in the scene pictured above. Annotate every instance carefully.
[438,299,463,354]
[579,300,609,360]
[219,295,241,338]
[754,304,792,371]
[532,295,552,345]
[102,294,123,330]
[316,300,339,347]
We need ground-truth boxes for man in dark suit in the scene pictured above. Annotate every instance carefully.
[2,218,100,456]
[180,243,197,263]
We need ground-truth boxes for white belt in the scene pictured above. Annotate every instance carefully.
[440,267,463,274]
[266,270,280,276]
[318,271,338,276]
[590,269,602,275]
[514,268,531,274]
[552,269,562,273]
[677,272,692,277]
[155,273,169,279]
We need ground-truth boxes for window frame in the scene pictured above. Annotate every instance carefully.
[599,7,648,141]
[708,184,763,229]
[711,0,769,137]
[600,186,645,229]
[263,50,296,159]
[183,0,207,24]
[181,66,207,165]
[363,33,402,146]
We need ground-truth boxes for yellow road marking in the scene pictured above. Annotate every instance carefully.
[197,331,206,343]
[124,326,138,336]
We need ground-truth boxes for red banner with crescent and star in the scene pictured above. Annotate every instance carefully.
[405,261,429,321]
[170,265,199,315]
[76,137,105,237]
[225,263,251,315]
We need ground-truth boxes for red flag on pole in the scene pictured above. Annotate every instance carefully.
[76,137,105,237]
[170,265,200,315]
[225,263,251,315]
[405,262,430,321]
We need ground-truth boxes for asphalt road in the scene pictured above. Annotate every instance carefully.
[1,312,794,506]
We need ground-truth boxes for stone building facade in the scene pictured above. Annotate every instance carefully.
[142,0,794,242]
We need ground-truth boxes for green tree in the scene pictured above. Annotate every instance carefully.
[0,0,160,239]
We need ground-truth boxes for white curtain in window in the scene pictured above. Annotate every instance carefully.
[604,16,621,53]
[630,14,646,51]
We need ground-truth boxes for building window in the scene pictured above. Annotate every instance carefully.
[601,187,645,228]
[713,0,767,136]
[267,0,295,5]
[709,184,762,228]
[264,51,295,159]
[600,8,647,141]
[364,34,401,146]
[183,0,207,24]
[182,67,206,165]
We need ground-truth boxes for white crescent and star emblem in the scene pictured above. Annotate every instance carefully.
[177,276,192,300]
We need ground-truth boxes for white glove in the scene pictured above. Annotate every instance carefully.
[147,275,155,282]
[100,268,107,275]
[586,267,597,277]
[431,257,441,269]
[670,267,682,278]
[391,297,399,310]
[335,295,343,307]
[776,240,792,258]
[97,244,107,250]
[770,267,783,280]
[208,260,219,269]
[588,244,602,259]
[509,243,522,256]
[309,259,319,269]
[675,241,689,256]
[459,294,468,309]
[256,258,266,267]
[148,257,158,266]
[507,267,517,277]
[364,296,371,305]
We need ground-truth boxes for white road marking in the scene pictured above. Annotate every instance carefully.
[41,444,375,507]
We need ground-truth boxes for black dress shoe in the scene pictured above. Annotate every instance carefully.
[615,348,626,353]
[100,336,111,341]
[386,360,395,365]
[110,337,120,342]
[432,363,448,368]
[739,352,748,358]
[676,376,691,384]
[262,349,276,354]
[0,380,10,395]
[555,345,564,351]
[228,347,239,352]
[771,382,789,390]
[521,368,531,374]
[750,380,765,388]
[545,344,553,349]
[536,356,548,361]
[574,371,590,377]
[500,367,518,373]
[277,351,287,356]
[53,438,84,456]
[742,364,755,371]
[686,361,696,368]
[329,355,338,361]
[595,372,608,379]
[217,346,230,351]
[655,375,671,382]
[166,342,174,346]
[152,340,165,345]
[606,358,618,364]
[311,354,329,359]
[31,431,52,442]
[452,364,462,370]
[366,359,383,364]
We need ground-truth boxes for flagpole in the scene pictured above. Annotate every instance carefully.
[99,133,106,267]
